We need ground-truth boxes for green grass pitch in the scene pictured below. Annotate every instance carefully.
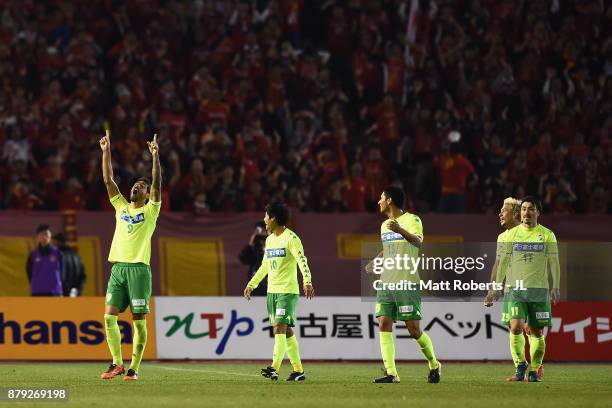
[1,363,611,408]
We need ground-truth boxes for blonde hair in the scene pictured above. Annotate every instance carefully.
[503,197,521,214]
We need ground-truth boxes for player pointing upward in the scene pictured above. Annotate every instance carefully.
[244,201,314,381]
[99,130,162,381]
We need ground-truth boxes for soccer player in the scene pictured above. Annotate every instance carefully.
[99,130,162,381]
[495,196,560,382]
[484,197,544,380]
[367,186,441,384]
[243,201,314,381]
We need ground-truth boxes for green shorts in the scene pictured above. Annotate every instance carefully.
[501,289,552,327]
[105,263,152,314]
[375,289,422,321]
[267,293,298,327]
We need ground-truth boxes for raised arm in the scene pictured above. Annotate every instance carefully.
[99,130,120,198]
[147,134,161,202]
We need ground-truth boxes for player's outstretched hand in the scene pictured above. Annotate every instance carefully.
[243,286,253,300]
[147,133,159,156]
[99,129,111,152]
[551,287,560,305]
[304,284,315,299]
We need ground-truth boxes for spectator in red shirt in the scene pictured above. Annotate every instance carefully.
[436,143,476,213]
[343,162,367,212]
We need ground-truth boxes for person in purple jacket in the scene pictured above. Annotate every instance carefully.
[26,224,63,296]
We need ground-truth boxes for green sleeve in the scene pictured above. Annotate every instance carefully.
[247,256,268,289]
[410,216,424,240]
[289,236,312,285]
[547,231,560,289]
[110,194,128,211]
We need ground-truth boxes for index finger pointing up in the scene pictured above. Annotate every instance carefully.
[153,133,157,143]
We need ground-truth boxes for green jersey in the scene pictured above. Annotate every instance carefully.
[247,228,312,294]
[496,223,560,289]
[380,212,423,282]
[108,194,161,265]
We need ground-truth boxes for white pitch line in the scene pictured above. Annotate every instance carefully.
[148,364,261,378]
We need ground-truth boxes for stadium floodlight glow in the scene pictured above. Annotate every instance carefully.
[448,130,461,143]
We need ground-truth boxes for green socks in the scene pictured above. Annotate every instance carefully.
[130,319,147,373]
[286,335,303,373]
[380,331,439,374]
[415,332,439,370]
[529,335,545,370]
[104,314,123,366]
[379,332,397,376]
[510,332,526,365]
[272,333,287,370]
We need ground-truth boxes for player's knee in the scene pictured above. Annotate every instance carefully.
[273,324,287,335]
[286,327,294,338]
[408,327,422,338]
[509,321,524,335]
[378,317,393,332]
[132,313,147,320]
[105,305,119,316]
[529,327,543,337]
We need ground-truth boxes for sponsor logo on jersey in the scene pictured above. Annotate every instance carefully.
[120,211,145,224]
[275,308,286,316]
[381,231,404,242]
[513,242,544,252]
[266,248,287,258]
[132,299,146,307]
[536,312,550,319]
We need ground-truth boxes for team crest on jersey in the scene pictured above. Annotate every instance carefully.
[513,242,544,252]
[120,211,145,224]
[381,231,404,242]
[266,248,287,258]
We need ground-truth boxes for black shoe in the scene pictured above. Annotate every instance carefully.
[527,371,541,383]
[286,371,306,381]
[373,370,400,383]
[261,366,279,380]
[123,368,138,381]
[428,362,442,383]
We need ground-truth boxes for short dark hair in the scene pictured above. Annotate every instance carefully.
[133,177,151,192]
[36,224,50,234]
[383,186,405,209]
[53,232,67,244]
[521,195,542,212]
[265,201,289,226]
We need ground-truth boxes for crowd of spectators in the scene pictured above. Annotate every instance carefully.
[0,0,610,214]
